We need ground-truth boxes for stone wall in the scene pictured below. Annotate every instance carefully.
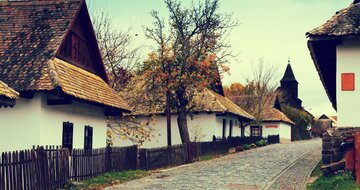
[321,127,360,175]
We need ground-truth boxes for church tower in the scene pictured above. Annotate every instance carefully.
[280,61,298,98]
[280,60,302,108]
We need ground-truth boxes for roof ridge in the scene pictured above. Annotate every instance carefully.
[48,59,61,89]
[0,0,81,6]
[207,89,228,112]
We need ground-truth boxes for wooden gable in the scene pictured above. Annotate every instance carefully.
[57,2,108,83]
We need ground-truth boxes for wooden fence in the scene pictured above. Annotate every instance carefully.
[267,135,280,144]
[70,145,138,181]
[138,144,188,170]
[0,146,69,190]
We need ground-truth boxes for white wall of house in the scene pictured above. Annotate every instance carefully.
[39,93,107,149]
[0,94,42,153]
[337,39,360,127]
[0,92,108,153]
[113,113,244,148]
[244,121,292,143]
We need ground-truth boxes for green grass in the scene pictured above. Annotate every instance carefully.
[310,161,323,177]
[197,155,214,161]
[307,172,359,190]
[69,170,151,189]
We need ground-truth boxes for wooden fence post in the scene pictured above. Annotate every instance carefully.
[355,133,360,184]
[106,147,112,172]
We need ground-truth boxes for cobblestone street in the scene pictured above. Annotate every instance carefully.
[107,139,321,190]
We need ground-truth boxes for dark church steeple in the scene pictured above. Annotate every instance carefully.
[280,60,298,99]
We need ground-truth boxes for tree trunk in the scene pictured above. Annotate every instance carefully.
[176,89,191,143]
[177,105,190,143]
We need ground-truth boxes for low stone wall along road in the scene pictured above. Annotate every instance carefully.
[107,139,321,190]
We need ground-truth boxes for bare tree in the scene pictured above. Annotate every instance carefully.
[143,0,238,143]
[91,10,141,91]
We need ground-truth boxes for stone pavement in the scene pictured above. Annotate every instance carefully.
[106,139,321,190]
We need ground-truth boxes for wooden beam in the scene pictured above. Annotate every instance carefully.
[104,110,123,117]
[47,98,73,105]
[20,91,34,99]
[0,96,16,107]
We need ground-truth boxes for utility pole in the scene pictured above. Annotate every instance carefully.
[166,61,172,147]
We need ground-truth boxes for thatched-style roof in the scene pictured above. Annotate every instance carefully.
[133,89,255,121]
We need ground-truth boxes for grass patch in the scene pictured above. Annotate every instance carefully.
[310,160,323,177]
[307,172,359,190]
[197,155,214,161]
[71,170,151,189]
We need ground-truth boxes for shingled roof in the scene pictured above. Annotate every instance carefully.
[307,1,360,37]
[261,108,295,125]
[0,0,130,111]
[280,63,297,83]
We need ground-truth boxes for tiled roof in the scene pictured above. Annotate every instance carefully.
[133,89,254,121]
[0,80,18,99]
[0,0,81,91]
[49,58,131,111]
[196,89,255,120]
[0,0,131,111]
[307,2,360,37]
[261,108,295,125]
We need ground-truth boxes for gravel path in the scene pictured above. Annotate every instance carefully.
[106,139,321,190]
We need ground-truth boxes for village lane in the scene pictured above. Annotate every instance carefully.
[106,139,321,190]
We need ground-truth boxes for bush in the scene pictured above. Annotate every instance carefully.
[250,143,257,148]
[243,144,251,150]
[255,140,266,147]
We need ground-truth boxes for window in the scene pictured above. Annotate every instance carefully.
[229,120,233,137]
[62,122,74,150]
[84,126,93,149]
[251,126,262,137]
[222,119,226,139]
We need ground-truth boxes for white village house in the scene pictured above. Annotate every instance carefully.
[308,1,360,128]
[307,0,360,170]
[0,0,131,153]
[112,89,254,148]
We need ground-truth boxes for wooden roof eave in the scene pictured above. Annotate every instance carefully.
[0,95,16,108]
[46,88,131,115]
[307,39,340,110]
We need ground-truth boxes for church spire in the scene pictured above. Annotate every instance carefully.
[280,60,297,83]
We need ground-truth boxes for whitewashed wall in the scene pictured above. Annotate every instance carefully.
[113,113,243,148]
[279,122,292,141]
[337,39,360,127]
[39,93,107,149]
[0,94,42,153]
[0,92,108,153]
[244,121,292,143]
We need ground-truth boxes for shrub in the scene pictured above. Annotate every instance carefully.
[243,144,251,150]
[250,143,257,148]
[255,140,266,147]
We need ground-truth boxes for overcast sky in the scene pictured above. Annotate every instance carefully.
[87,0,354,116]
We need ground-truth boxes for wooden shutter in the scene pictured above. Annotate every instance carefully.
[62,122,74,150]
[229,120,233,137]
